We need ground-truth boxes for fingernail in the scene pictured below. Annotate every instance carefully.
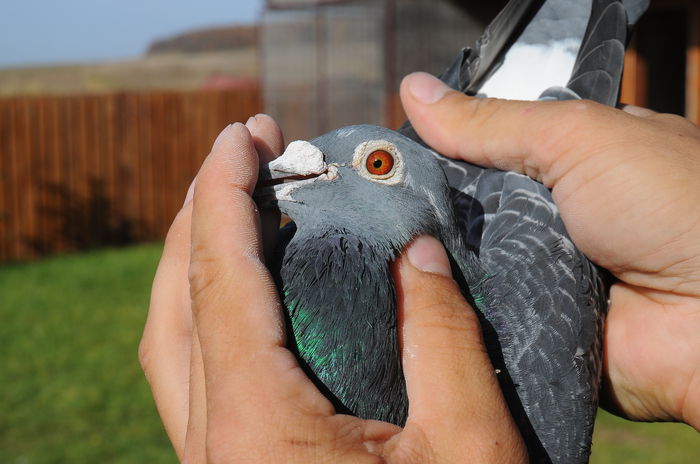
[183,178,196,206]
[245,115,257,127]
[363,441,380,454]
[406,235,452,277]
[408,72,451,105]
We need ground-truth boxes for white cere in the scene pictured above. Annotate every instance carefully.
[269,140,327,175]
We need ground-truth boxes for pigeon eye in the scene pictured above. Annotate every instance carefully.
[365,150,394,176]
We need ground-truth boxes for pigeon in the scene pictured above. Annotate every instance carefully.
[253,1,648,462]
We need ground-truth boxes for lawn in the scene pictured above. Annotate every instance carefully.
[1,244,698,462]
[0,244,173,463]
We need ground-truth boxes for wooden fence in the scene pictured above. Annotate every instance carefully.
[0,88,261,262]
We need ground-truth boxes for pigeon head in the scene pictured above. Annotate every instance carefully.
[256,124,456,253]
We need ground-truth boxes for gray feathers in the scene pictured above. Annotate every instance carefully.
[514,0,591,45]
[443,167,604,463]
[259,1,649,463]
[623,0,650,26]
[278,226,408,424]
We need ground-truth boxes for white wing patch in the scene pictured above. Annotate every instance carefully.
[478,39,580,101]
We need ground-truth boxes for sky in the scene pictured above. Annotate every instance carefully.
[0,0,264,68]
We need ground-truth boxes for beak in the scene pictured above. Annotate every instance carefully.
[254,140,331,206]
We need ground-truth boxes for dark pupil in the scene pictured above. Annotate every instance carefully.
[373,159,383,169]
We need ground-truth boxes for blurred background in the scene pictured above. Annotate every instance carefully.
[1,0,698,462]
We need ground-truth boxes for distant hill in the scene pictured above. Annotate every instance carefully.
[147,25,258,55]
[0,50,258,96]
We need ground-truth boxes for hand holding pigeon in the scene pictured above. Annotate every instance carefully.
[401,71,700,430]
[140,116,527,463]
[141,102,700,462]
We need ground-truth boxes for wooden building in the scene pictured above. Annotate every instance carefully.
[262,0,503,140]
[622,0,700,123]
[262,0,700,142]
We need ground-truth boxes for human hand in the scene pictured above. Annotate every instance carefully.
[400,72,700,430]
[139,115,527,463]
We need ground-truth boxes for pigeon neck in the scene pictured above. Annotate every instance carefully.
[279,228,408,425]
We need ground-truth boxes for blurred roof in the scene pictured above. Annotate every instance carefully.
[267,0,353,8]
[265,1,509,29]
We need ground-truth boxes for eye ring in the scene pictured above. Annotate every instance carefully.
[365,150,394,176]
[352,139,404,184]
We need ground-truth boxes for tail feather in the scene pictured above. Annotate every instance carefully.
[567,39,626,105]
[564,1,628,105]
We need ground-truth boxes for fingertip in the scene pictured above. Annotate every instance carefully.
[212,122,249,152]
[245,113,285,162]
[402,72,453,105]
[183,178,196,207]
[619,104,657,118]
[404,235,452,278]
[192,119,258,214]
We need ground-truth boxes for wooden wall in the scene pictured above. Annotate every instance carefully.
[621,0,700,123]
[0,88,261,262]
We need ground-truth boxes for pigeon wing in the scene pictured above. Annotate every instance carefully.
[445,166,606,463]
[560,1,628,105]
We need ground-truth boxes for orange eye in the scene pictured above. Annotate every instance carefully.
[365,150,394,176]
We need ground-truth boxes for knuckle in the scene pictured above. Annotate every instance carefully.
[137,335,153,378]
[466,97,504,132]
[555,99,602,132]
[188,248,228,306]
[386,424,435,464]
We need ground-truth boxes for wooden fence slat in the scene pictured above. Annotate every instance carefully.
[138,93,154,241]
[9,99,20,260]
[17,99,35,259]
[34,97,47,255]
[61,95,77,253]
[121,93,140,241]
[620,35,648,108]
[164,93,180,228]
[0,99,10,261]
[687,4,700,124]
[45,97,64,254]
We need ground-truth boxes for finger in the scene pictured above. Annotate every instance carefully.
[246,114,283,262]
[246,113,284,163]
[183,323,207,464]
[619,103,658,118]
[188,124,330,431]
[399,71,627,188]
[139,200,194,459]
[392,236,527,463]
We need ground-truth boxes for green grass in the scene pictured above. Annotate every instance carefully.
[1,244,698,463]
[592,410,700,463]
[0,244,174,463]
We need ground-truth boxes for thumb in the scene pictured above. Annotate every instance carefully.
[399,71,622,188]
[392,235,526,463]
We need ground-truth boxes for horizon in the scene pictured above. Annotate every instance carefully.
[0,0,264,69]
